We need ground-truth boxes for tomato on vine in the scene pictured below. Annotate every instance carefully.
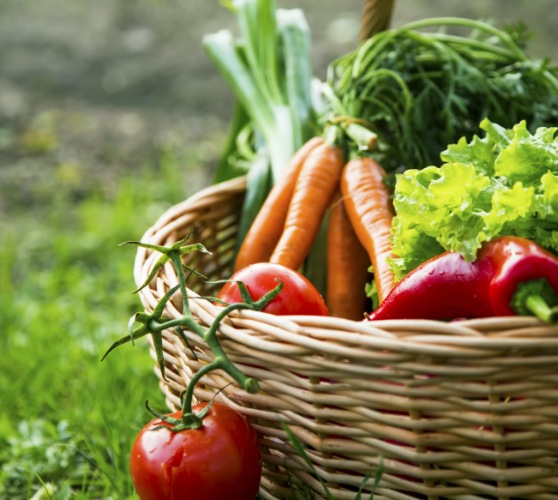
[130,402,262,500]
[104,240,274,499]
[218,262,329,316]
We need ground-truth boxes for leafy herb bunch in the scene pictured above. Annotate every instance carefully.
[327,17,558,172]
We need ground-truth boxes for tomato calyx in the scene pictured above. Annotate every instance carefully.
[144,400,211,432]
[217,262,330,316]
[212,277,285,309]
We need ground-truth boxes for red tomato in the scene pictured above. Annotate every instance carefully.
[130,402,262,500]
[218,262,329,316]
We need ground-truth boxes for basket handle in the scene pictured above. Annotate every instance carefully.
[359,0,395,42]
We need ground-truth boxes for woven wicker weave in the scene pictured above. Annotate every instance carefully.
[135,176,558,499]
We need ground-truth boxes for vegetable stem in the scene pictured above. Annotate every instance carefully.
[399,17,526,60]
[525,294,558,324]
[105,237,266,430]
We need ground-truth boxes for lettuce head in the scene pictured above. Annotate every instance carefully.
[390,119,558,280]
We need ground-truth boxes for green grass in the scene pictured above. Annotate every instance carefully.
[0,150,208,499]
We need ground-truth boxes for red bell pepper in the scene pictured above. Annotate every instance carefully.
[368,236,558,323]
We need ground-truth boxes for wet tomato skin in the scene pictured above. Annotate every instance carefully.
[218,262,329,316]
[130,402,262,500]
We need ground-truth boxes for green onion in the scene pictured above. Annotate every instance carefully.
[203,0,316,182]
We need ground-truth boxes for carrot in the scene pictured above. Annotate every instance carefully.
[234,137,324,272]
[326,191,371,320]
[270,142,344,271]
[340,156,395,304]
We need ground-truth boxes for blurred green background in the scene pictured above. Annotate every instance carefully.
[1,0,557,213]
[1,1,557,498]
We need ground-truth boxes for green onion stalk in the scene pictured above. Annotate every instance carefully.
[204,0,317,184]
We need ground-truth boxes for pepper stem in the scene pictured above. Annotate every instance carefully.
[510,278,558,324]
[525,294,558,324]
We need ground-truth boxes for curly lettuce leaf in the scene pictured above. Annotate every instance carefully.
[492,121,558,183]
[441,133,496,177]
[390,119,558,280]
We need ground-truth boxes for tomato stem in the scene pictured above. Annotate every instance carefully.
[170,252,194,319]
[179,300,264,416]
[108,236,282,430]
[180,361,220,417]
[168,245,264,416]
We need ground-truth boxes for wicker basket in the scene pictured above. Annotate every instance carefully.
[134,175,558,499]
